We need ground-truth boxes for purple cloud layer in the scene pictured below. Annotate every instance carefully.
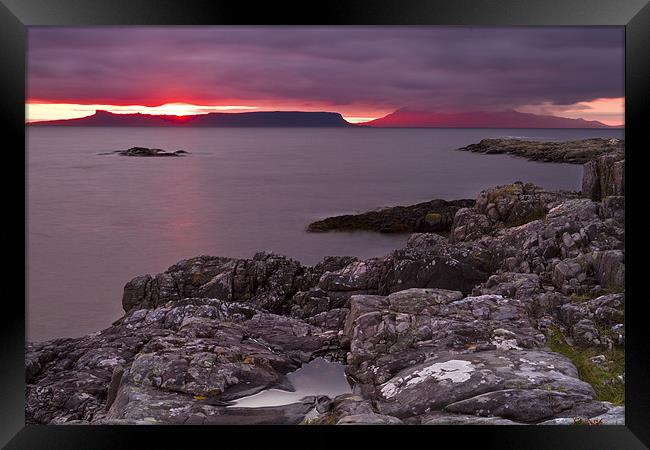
[27,26,624,113]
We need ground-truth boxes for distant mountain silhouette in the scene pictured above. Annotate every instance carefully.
[28,108,620,129]
[361,108,617,128]
[29,110,354,127]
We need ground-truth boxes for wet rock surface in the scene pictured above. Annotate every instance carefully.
[26,298,340,424]
[27,140,624,425]
[307,199,474,233]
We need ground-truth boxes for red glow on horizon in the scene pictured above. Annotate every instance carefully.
[25,98,624,128]
[25,101,388,124]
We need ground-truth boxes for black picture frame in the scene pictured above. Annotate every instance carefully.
[2,0,648,448]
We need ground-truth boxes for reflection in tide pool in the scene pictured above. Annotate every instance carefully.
[231,358,351,408]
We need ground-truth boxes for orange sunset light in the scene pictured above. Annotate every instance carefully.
[26,102,261,123]
[517,97,624,127]
[25,101,386,124]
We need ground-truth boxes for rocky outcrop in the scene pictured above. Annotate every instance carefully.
[102,147,189,157]
[457,138,624,164]
[558,293,625,348]
[581,153,625,201]
[450,181,579,243]
[26,145,624,425]
[26,298,342,424]
[342,288,618,423]
[448,185,624,299]
[122,253,309,313]
[599,196,625,223]
[319,160,621,424]
[457,138,625,204]
[307,199,474,233]
[123,235,493,318]
[310,137,625,235]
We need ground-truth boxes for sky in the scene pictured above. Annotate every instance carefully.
[27,27,624,125]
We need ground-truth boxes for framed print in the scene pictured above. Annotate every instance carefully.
[2,0,648,448]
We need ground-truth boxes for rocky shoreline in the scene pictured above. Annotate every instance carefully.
[307,138,623,234]
[307,199,474,234]
[26,140,625,425]
[457,138,623,164]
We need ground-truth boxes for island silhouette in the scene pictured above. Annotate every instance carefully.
[29,108,616,128]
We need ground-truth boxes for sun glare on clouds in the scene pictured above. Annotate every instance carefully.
[517,97,624,127]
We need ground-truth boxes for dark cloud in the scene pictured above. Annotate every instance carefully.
[27,26,624,112]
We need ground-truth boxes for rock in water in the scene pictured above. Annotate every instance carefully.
[103,147,189,157]
[307,199,475,233]
[457,138,624,164]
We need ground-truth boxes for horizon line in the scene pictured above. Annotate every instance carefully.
[25,108,624,129]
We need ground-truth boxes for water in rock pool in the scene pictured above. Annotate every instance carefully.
[27,127,623,341]
[230,358,351,408]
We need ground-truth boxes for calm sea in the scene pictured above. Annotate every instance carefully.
[27,127,623,341]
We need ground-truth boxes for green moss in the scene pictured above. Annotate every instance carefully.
[191,272,203,286]
[594,322,623,340]
[571,287,625,303]
[570,293,594,303]
[546,327,624,405]
[507,207,547,227]
[425,212,443,224]
[487,184,519,203]
[302,415,335,425]
[194,388,222,400]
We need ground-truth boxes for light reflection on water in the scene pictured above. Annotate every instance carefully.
[230,358,351,408]
[27,127,621,341]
